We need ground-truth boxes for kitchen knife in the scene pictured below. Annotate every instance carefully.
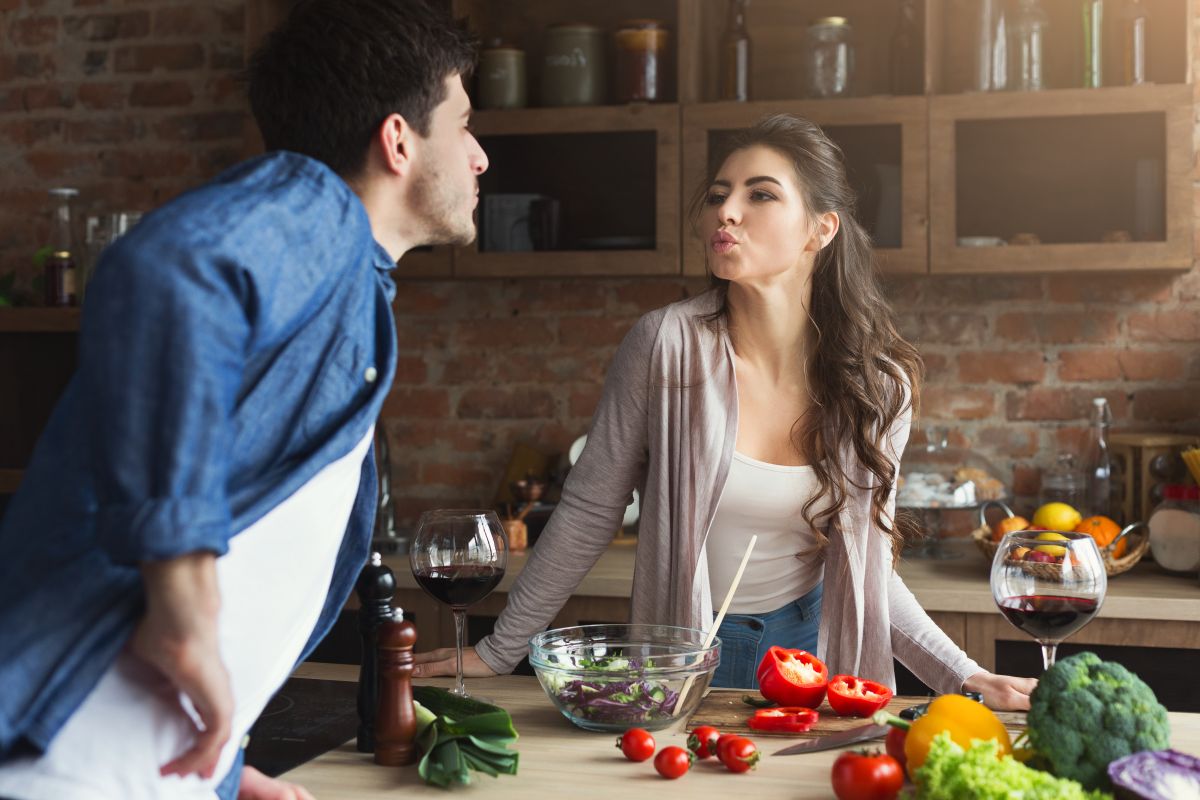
[772,692,985,756]
[772,722,890,756]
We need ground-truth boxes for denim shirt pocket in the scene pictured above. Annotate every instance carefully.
[302,336,367,441]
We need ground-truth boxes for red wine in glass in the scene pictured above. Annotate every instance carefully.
[997,595,1099,642]
[413,565,504,608]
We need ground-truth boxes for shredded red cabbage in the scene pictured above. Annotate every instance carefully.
[1108,749,1200,800]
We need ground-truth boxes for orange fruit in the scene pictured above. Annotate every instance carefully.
[991,516,1031,543]
[1075,515,1125,558]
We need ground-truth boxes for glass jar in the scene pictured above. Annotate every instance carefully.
[1148,485,1200,573]
[897,427,1008,510]
[970,0,1008,91]
[614,19,669,103]
[541,23,605,107]
[1008,0,1048,91]
[1040,453,1088,511]
[44,187,79,308]
[804,17,854,99]
[890,0,923,95]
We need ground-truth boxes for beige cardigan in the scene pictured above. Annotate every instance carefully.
[476,292,980,694]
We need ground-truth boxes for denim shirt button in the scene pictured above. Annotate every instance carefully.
[364,366,378,383]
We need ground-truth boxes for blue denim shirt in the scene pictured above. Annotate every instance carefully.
[0,152,397,792]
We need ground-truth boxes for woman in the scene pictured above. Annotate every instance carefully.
[414,114,1035,709]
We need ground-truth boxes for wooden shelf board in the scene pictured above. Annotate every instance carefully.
[471,103,680,136]
[932,241,1194,274]
[0,469,23,494]
[0,309,81,333]
[931,83,1192,120]
[684,95,928,127]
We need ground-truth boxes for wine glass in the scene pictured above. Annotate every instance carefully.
[990,530,1107,671]
[410,509,508,696]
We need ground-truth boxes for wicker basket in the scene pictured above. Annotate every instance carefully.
[970,500,1150,577]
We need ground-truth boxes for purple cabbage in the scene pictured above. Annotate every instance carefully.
[552,676,681,725]
[1108,749,1200,800]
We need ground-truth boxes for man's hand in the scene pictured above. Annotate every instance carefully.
[411,646,499,680]
[130,552,233,780]
[238,765,315,800]
[963,670,1038,711]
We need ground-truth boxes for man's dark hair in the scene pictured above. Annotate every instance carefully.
[247,0,476,177]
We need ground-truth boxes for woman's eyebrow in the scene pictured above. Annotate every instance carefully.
[708,176,784,189]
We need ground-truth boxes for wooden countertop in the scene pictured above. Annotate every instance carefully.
[284,663,1200,798]
[385,538,1200,622]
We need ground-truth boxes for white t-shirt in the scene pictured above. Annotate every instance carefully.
[705,451,828,615]
[0,427,374,800]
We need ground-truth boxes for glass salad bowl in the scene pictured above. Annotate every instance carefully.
[528,624,721,732]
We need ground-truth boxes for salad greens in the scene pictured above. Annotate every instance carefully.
[912,732,1112,800]
[540,655,682,725]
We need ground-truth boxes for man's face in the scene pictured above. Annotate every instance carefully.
[407,75,488,246]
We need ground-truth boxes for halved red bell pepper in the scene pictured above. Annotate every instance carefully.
[746,706,820,733]
[826,674,894,717]
[755,646,828,708]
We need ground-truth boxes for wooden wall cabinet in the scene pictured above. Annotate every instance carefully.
[233,0,1200,279]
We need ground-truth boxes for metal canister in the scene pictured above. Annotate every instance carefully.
[614,19,669,103]
[541,23,605,106]
[478,44,526,110]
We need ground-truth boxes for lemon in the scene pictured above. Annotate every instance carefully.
[1033,531,1069,557]
[1032,502,1082,532]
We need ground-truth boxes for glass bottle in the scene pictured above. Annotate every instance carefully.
[720,0,751,101]
[44,187,79,308]
[972,0,1007,91]
[1084,397,1113,517]
[1008,0,1048,91]
[804,17,854,99]
[1122,0,1149,86]
[889,0,923,95]
[1082,0,1104,88]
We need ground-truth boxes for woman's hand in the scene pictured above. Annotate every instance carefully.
[238,765,315,800]
[411,646,499,680]
[962,670,1038,711]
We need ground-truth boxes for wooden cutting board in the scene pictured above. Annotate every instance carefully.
[685,689,1027,738]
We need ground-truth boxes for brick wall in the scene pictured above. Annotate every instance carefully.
[3,1,1198,530]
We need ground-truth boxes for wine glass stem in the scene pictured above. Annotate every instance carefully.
[1041,642,1058,671]
[453,607,467,696]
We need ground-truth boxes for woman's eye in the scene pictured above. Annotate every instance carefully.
[750,190,776,201]
[705,192,727,206]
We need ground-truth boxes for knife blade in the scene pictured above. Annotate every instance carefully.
[772,722,891,756]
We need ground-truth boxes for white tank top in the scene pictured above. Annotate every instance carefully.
[706,451,828,615]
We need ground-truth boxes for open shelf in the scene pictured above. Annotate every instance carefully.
[930,84,1192,273]
[456,103,680,277]
[682,97,928,275]
[0,309,82,333]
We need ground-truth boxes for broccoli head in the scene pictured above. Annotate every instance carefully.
[1026,651,1170,791]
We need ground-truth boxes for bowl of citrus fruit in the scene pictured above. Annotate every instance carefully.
[971,500,1149,576]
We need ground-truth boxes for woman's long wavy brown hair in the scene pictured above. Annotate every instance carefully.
[690,113,922,559]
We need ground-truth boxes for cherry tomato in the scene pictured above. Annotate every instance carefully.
[718,736,760,773]
[616,728,655,762]
[884,727,907,770]
[654,745,693,779]
[686,725,721,759]
[830,749,904,800]
[715,732,741,763]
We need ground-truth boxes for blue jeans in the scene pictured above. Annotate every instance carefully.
[711,584,823,689]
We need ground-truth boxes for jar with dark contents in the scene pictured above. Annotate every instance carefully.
[614,19,669,103]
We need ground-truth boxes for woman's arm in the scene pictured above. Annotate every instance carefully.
[419,311,664,676]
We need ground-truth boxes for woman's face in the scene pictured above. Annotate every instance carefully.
[700,145,834,285]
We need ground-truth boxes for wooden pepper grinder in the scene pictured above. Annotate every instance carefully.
[374,615,418,766]
[355,552,396,753]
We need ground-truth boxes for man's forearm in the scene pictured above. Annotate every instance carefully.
[139,552,222,636]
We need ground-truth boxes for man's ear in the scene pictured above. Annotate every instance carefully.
[377,113,415,178]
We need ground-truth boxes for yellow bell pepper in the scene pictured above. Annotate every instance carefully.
[875,694,1012,780]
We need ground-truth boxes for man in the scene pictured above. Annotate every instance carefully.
[0,1,487,798]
